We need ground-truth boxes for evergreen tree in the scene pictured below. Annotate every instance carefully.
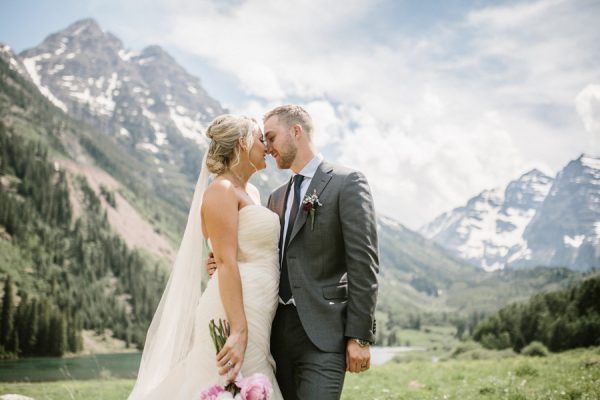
[0,276,14,349]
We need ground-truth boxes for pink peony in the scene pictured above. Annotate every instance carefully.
[200,384,226,400]
[237,374,272,400]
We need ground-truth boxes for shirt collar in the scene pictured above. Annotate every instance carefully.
[296,153,324,179]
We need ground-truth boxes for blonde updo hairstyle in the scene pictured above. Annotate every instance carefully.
[205,115,259,175]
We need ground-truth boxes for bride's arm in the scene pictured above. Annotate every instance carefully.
[202,180,247,382]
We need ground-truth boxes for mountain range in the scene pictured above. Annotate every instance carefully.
[420,156,600,271]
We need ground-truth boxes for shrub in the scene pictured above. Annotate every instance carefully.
[521,341,549,357]
[515,364,538,377]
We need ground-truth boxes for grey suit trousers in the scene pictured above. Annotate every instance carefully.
[271,304,346,400]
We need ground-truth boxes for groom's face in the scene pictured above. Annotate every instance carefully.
[264,116,297,169]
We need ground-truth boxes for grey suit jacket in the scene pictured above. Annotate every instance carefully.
[267,160,379,353]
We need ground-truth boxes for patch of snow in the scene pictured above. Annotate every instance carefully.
[69,73,118,116]
[22,55,68,112]
[48,64,64,75]
[141,108,167,146]
[137,56,155,65]
[69,87,92,103]
[507,244,532,263]
[118,49,137,61]
[155,131,168,146]
[72,24,87,36]
[137,142,159,154]
[95,76,105,89]
[453,190,534,268]
[119,127,130,137]
[54,41,67,56]
[581,155,600,170]
[8,57,19,71]
[564,235,585,248]
[169,106,205,144]
[187,85,198,94]
[420,210,463,239]
[481,261,504,272]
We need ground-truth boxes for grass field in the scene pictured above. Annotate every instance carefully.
[1,346,598,400]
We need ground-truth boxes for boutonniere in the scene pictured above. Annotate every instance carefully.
[302,189,323,231]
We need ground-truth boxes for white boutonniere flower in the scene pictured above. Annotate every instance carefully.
[302,189,323,231]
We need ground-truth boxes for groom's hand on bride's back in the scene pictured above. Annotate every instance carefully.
[206,252,217,278]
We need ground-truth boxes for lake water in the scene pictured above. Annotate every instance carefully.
[0,353,141,382]
[0,347,422,382]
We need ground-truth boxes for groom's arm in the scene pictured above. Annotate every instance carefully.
[339,170,379,342]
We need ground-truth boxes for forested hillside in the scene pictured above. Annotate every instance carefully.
[473,274,600,352]
[0,54,171,358]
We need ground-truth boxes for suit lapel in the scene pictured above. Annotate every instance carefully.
[288,161,333,244]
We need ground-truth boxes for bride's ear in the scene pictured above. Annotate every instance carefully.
[238,136,247,151]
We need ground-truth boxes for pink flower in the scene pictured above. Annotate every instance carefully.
[237,374,272,400]
[200,384,226,400]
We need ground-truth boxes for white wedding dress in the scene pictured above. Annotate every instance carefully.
[131,205,283,399]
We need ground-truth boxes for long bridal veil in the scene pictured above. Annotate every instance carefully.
[128,152,210,399]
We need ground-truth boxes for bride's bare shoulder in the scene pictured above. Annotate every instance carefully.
[203,176,237,207]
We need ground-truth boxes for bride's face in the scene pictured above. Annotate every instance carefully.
[247,128,267,171]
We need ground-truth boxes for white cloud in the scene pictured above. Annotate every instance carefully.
[98,0,599,229]
[576,84,600,153]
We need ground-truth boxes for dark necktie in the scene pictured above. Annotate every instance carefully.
[280,174,304,303]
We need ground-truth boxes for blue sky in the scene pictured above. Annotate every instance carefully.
[1,0,599,229]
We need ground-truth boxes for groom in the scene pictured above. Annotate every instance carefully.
[263,105,379,400]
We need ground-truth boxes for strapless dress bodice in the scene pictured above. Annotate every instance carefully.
[208,205,280,266]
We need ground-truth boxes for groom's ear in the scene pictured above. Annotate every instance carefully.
[292,124,303,139]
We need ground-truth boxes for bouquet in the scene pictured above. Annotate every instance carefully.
[200,319,272,400]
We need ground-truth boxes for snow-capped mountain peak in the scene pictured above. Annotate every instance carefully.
[521,154,600,270]
[420,168,554,271]
[17,18,225,165]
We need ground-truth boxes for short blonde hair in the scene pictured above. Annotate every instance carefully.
[263,105,314,139]
[205,115,258,175]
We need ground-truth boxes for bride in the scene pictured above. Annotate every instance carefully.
[128,115,283,399]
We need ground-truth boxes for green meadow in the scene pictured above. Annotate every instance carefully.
[1,345,598,400]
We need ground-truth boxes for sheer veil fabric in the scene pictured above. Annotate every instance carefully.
[128,153,210,399]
